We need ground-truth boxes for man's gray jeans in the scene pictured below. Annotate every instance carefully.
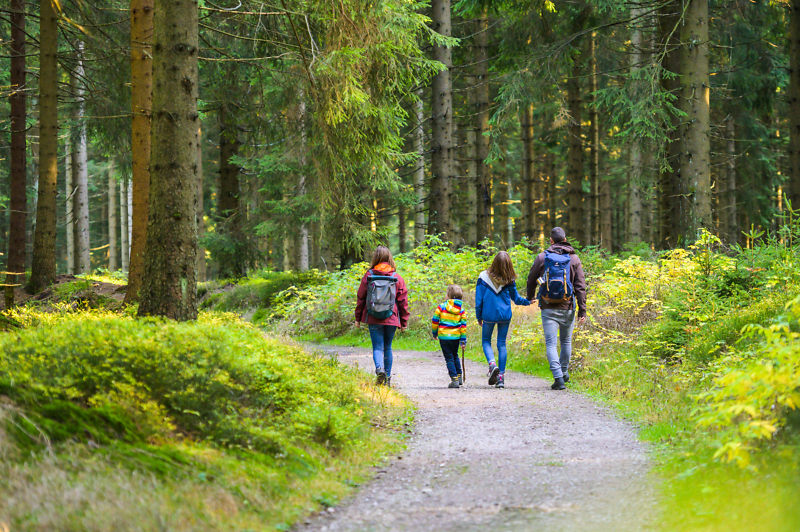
[540,308,575,379]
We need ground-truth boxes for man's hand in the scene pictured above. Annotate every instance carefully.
[578,316,587,326]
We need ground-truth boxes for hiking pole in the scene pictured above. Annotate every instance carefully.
[461,343,466,382]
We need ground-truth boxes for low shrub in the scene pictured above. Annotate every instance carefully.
[0,312,374,456]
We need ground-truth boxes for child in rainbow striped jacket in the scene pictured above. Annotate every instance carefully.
[431,284,468,388]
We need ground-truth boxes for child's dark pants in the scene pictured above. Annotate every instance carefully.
[439,339,463,378]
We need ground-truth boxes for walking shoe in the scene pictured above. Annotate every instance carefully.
[551,377,566,390]
[487,364,500,385]
[376,369,387,385]
[563,373,570,383]
[449,376,460,388]
[495,374,505,389]
[458,374,463,386]
[386,376,392,388]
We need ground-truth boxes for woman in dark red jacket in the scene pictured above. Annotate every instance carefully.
[355,246,409,386]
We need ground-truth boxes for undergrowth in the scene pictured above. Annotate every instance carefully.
[0,309,410,531]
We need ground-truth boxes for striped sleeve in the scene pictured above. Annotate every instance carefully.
[431,304,442,335]
[459,308,467,341]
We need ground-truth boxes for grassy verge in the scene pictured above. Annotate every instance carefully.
[0,309,411,531]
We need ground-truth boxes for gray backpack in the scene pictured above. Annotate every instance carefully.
[366,270,398,320]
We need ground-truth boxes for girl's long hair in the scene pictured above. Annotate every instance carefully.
[487,251,517,286]
[369,245,396,269]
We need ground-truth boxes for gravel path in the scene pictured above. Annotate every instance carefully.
[295,346,658,532]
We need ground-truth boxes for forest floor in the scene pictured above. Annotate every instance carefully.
[294,345,658,532]
[0,274,125,311]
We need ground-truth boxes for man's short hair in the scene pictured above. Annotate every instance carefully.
[551,227,566,243]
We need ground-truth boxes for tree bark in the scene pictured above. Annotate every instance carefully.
[678,0,711,238]
[628,8,645,244]
[521,105,535,241]
[26,0,59,293]
[398,200,407,253]
[121,179,129,272]
[599,161,612,252]
[196,126,206,281]
[465,76,478,246]
[125,0,154,302]
[497,143,509,246]
[546,152,557,230]
[65,132,74,274]
[298,97,309,271]
[137,0,199,321]
[588,33,600,246]
[218,99,244,277]
[430,0,454,242]
[475,11,491,242]
[790,0,800,208]
[6,0,26,308]
[413,91,426,245]
[566,59,584,243]
[108,160,117,271]
[72,46,91,274]
[725,116,738,243]
[658,1,681,248]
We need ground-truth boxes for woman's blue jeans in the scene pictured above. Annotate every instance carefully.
[368,324,397,376]
[481,321,510,373]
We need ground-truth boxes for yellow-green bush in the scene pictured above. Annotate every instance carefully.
[0,312,373,456]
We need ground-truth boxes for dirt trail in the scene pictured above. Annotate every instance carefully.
[296,347,658,532]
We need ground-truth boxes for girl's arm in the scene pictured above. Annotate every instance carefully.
[354,273,369,322]
[475,282,485,322]
[509,282,531,306]
[459,309,467,343]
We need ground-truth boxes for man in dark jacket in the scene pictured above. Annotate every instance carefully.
[526,227,587,390]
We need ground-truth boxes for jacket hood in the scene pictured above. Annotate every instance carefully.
[372,262,395,274]
[546,241,576,255]
[445,299,463,313]
[479,270,504,295]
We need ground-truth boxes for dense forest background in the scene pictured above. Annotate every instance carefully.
[0,0,794,289]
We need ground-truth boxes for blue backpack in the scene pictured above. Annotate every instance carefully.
[538,252,573,304]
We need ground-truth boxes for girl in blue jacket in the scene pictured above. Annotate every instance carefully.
[475,251,531,388]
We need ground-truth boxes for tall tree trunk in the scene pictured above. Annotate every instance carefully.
[416,90,426,245]
[72,46,91,274]
[726,116,738,242]
[628,8,645,244]
[497,143,509,246]
[398,201,407,253]
[599,162,612,252]
[138,0,199,320]
[26,0,59,293]
[790,0,800,207]
[65,132,74,274]
[566,59,584,242]
[521,105,535,241]
[108,160,118,271]
[413,91,426,245]
[218,100,243,277]
[298,97,309,271]
[125,0,154,302]
[465,75,478,246]
[588,32,600,245]
[547,152,557,229]
[430,0,454,242]
[121,180,129,272]
[196,126,206,281]
[475,11,491,242]
[659,1,681,248]
[678,0,711,238]
[6,0,26,308]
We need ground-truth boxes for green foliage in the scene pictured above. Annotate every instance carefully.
[0,312,377,456]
